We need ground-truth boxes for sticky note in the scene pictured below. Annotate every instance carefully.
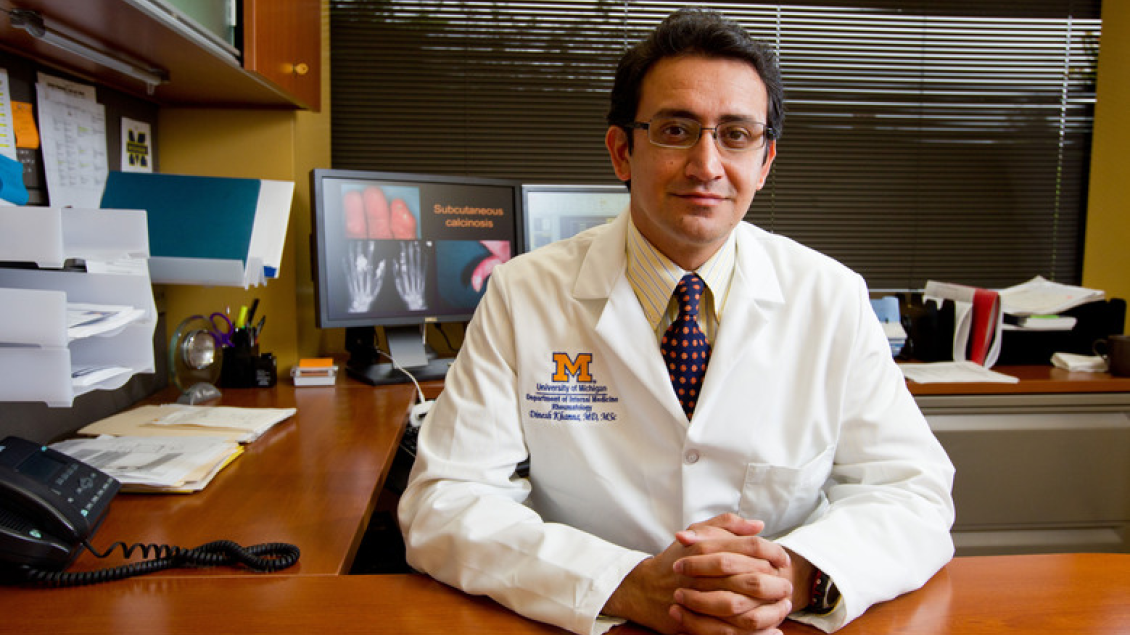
[0,153,28,205]
[12,102,39,149]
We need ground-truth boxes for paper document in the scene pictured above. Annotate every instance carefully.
[79,404,296,443]
[0,69,17,161]
[120,117,152,173]
[898,361,1020,384]
[50,436,243,493]
[998,276,1104,316]
[35,73,108,208]
[71,365,133,389]
[67,302,147,341]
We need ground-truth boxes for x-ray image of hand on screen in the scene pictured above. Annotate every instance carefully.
[311,170,520,385]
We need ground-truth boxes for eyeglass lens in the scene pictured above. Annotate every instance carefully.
[647,117,766,151]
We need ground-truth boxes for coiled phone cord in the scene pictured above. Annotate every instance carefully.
[21,539,300,587]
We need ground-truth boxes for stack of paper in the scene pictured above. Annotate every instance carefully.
[67,302,147,341]
[999,276,1105,315]
[898,361,1020,384]
[998,276,1104,332]
[79,404,296,443]
[49,436,243,493]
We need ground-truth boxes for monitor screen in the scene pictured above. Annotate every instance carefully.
[520,184,630,252]
[311,169,521,383]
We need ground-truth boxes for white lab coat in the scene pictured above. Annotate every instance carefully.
[399,213,955,635]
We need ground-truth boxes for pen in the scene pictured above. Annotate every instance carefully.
[253,315,266,343]
[246,298,260,325]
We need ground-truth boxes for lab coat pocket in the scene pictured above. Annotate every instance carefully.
[738,444,835,537]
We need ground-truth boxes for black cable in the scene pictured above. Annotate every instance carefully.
[19,539,300,587]
[432,322,457,354]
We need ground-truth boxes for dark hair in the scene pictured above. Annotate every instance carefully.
[607,7,784,146]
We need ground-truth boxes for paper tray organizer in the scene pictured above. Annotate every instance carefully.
[0,207,156,407]
[99,171,294,288]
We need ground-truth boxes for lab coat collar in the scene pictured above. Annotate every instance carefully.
[573,211,630,300]
[574,217,790,424]
[731,223,787,308]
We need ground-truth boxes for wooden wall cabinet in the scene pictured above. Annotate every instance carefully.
[0,0,321,110]
[243,0,322,112]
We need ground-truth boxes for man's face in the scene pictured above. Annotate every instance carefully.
[606,55,776,269]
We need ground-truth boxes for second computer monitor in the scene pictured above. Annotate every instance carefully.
[520,184,630,252]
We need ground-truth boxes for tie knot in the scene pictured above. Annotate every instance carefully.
[675,273,705,319]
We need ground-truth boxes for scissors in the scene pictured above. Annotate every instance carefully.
[208,312,236,347]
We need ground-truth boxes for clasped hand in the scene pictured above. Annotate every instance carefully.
[605,513,802,635]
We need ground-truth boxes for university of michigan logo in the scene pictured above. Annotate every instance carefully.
[552,352,593,383]
[126,130,149,169]
[528,352,617,422]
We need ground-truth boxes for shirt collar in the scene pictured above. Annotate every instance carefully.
[625,218,736,330]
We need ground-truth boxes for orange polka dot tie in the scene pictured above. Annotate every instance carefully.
[661,273,711,419]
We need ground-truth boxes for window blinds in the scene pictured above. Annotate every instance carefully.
[330,1,1100,289]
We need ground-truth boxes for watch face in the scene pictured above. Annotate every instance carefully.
[808,569,841,615]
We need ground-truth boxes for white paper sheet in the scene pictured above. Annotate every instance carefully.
[898,361,1020,384]
[35,73,108,208]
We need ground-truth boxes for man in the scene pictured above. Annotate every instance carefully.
[399,8,954,635]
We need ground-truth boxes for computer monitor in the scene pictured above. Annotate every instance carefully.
[311,169,521,385]
[520,184,630,252]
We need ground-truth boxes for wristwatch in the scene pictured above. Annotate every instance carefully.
[807,568,841,615]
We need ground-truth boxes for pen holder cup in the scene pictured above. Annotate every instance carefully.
[220,345,277,388]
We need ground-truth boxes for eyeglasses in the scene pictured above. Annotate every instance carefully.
[626,116,774,152]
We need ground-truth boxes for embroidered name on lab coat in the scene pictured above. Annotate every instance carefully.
[525,352,619,423]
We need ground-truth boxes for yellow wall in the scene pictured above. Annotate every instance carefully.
[1084,3,1130,332]
[156,2,332,372]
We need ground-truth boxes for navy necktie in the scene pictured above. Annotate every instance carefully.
[660,273,711,419]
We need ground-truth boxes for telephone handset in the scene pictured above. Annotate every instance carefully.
[0,435,301,586]
[0,436,119,571]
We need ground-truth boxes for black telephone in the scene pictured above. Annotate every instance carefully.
[0,436,119,571]
[0,435,300,586]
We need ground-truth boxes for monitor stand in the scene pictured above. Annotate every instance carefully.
[345,325,453,386]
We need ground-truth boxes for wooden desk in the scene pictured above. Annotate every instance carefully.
[1,554,1127,634]
[908,364,1130,396]
[65,379,418,576]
